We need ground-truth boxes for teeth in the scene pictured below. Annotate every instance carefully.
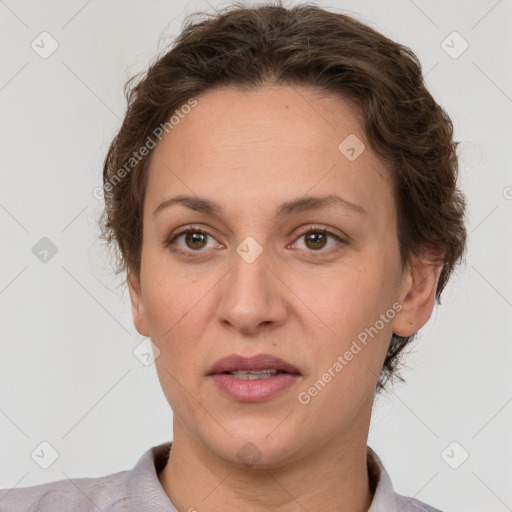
[228,369,280,380]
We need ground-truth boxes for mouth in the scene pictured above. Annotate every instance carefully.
[221,369,289,380]
[207,353,301,377]
[207,353,301,402]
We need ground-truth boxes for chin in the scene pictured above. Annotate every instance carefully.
[203,428,305,470]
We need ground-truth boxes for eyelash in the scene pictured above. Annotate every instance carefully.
[164,224,347,258]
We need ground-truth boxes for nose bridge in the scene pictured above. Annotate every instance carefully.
[217,241,286,333]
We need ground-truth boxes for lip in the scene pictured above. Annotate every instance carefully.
[207,353,301,376]
[207,353,302,403]
[210,373,300,402]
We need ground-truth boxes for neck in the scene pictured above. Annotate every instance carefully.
[158,419,374,512]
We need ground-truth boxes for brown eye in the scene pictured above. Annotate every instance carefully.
[304,232,328,250]
[184,232,208,250]
[165,228,219,254]
[291,227,346,256]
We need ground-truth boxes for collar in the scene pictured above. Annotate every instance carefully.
[120,442,425,512]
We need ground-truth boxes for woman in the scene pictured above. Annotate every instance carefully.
[0,2,466,511]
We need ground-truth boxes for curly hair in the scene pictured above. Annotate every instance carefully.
[98,1,467,393]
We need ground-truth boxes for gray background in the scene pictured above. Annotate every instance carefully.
[1,1,511,510]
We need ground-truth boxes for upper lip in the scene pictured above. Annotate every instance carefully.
[207,353,301,375]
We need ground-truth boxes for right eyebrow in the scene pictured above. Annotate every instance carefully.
[153,195,223,218]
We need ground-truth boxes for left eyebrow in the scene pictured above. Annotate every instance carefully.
[274,194,367,219]
[153,193,367,219]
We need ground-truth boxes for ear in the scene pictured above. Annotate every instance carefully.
[128,271,150,337]
[391,251,444,337]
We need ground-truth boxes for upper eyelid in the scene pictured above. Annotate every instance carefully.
[293,225,343,239]
[169,227,220,246]
[170,225,220,242]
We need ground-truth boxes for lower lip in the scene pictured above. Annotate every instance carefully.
[210,373,300,402]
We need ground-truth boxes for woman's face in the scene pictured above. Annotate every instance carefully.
[129,84,423,467]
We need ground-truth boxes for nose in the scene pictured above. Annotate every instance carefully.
[216,246,288,335]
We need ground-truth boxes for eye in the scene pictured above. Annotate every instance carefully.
[290,226,345,253]
[164,225,347,257]
[164,227,221,254]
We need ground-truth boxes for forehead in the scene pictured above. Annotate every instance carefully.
[145,84,394,224]
[158,84,367,161]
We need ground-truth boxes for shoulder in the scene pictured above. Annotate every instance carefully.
[0,470,129,512]
[0,442,173,512]
[394,493,445,512]
[366,445,445,512]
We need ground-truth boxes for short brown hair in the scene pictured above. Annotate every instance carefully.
[98,1,467,392]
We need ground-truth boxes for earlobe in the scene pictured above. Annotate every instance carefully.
[128,272,150,337]
[391,255,443,337]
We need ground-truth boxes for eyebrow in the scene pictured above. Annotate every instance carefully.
[153,193,367,220]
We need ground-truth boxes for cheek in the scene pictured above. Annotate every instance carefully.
[310,261,396,335]
[146,276,212,413]
[142,272,217,379]
[302,255,400,386]
[140,247,207,335]
[145,285,207,347]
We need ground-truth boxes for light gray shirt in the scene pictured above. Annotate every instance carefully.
[0,443,443,511]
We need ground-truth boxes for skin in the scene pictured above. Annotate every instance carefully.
[128,84,442,512]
